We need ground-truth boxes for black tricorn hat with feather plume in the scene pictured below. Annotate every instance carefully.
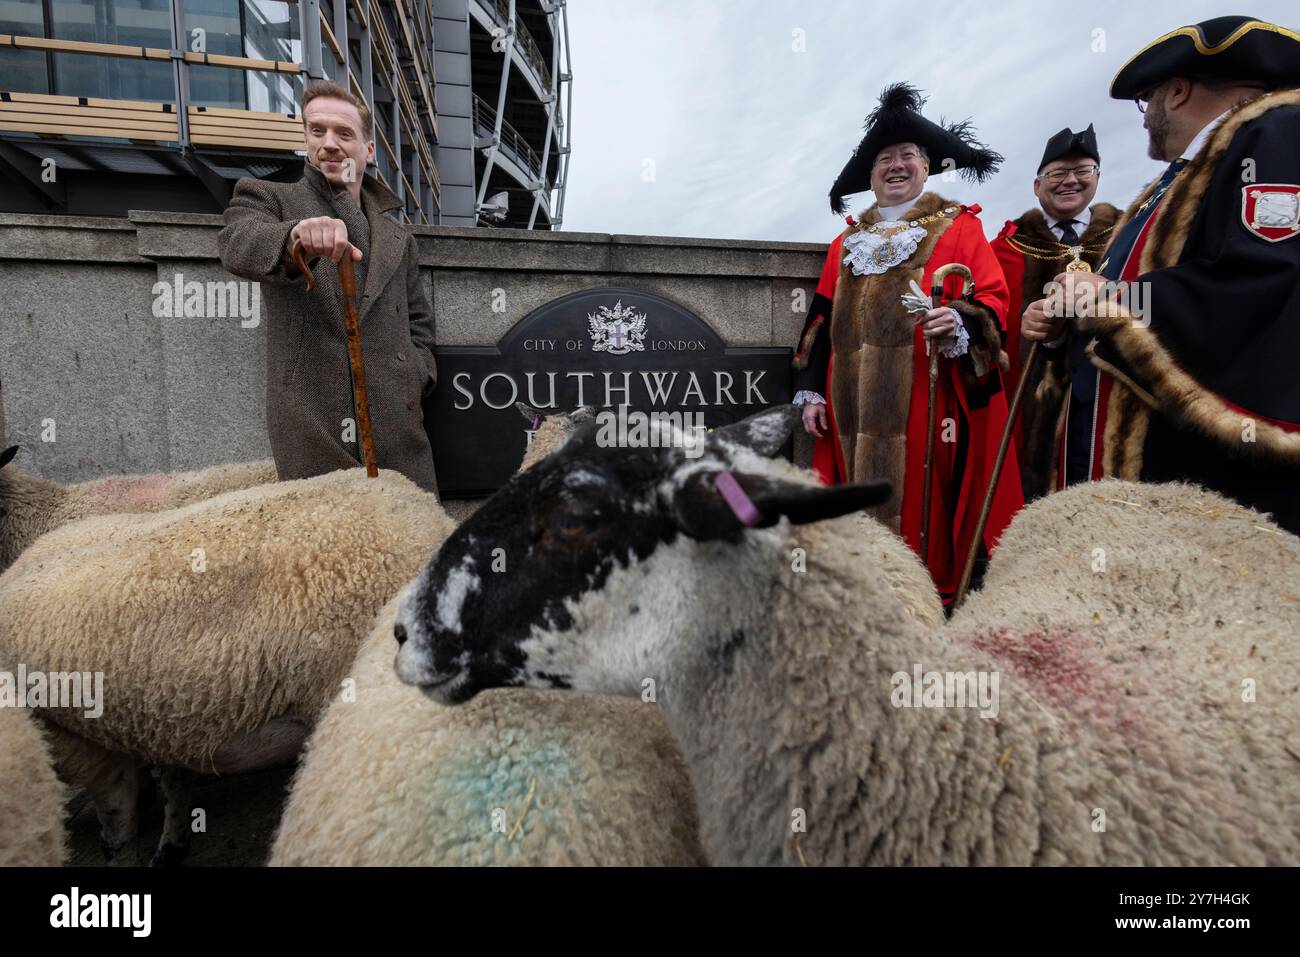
[828,83,1003,215]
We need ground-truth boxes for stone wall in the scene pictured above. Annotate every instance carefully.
[0,211,823,484]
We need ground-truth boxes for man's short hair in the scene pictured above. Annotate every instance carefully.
[1189,75,1273,97]
[301,80,373,139]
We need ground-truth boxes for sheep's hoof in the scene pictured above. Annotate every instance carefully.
[150,841,190,867]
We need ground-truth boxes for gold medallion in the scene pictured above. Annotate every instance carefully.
[1065,246,1091,273]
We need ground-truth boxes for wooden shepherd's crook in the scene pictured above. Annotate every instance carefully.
[953,342,1039,608]
[920,262,974,567]
[290,240,379,478]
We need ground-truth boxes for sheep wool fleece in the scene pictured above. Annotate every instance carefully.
[944,480,1300,864]
[0,707,66,866]
[271,595,708,866]
[660,478,1297,865]
[0,468,452,769]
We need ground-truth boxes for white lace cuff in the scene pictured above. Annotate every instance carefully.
[792,390,826,406]
[925,309,969,359]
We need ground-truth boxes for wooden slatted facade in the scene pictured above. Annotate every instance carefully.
[0,3,442,223]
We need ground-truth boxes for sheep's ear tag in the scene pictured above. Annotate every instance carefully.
[714,471,761,527]
[0,445,17,470]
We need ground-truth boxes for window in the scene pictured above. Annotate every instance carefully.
[50,0,173,101]
[243,0,302,114]
[0,0,50,94]
[185,0,246,109]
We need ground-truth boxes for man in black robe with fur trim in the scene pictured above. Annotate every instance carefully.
[1022,15,1300,534]
[992,126,1121,500]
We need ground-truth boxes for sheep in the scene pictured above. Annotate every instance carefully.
[0,706,67,866]
[269,590,707,866]
[516,404,941,627]
[515,402,595,472]
[392,405,1300,866]
[0,466,454,865]
[0,443,277,574]
[950,477,1300,633]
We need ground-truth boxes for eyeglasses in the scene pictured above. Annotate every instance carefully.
[873,150,922,168]
[1134,84,1160,114]
[1041,164,1099,184]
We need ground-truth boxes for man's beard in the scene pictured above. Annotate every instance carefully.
[1145,95,1171,160]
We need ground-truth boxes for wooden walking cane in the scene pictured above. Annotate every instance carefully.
[953,341,1038,607]
[953,251,1091,607]
[920,262,975,566]
[289,241,379,478]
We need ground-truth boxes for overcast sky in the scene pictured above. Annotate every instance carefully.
[560,1,1297,243]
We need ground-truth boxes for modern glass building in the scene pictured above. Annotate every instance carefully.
[0,0,571,227]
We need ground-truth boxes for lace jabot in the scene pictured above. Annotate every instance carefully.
[841,221,927,276]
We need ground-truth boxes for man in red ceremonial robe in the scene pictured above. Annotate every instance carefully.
[792,84,1024,607]
[990,125,1120,500]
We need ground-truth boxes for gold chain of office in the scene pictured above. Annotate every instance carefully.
[1005,223,1116,262]
[861,205,963,235]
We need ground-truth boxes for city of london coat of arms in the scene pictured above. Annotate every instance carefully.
[587,300,648,355]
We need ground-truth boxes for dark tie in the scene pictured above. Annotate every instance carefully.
[1058,219,1080,245]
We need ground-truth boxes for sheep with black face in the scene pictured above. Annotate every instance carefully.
[395,405,1300,867]
[394,406,891,705]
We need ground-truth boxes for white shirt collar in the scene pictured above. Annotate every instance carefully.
[1045,206,1093,231]
[1181,107,1234,162]
[876,191,926,222]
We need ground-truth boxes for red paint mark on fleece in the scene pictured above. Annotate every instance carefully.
[90,475,174,511]
[964,626,1145,736]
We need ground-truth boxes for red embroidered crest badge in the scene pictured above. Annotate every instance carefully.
[1241,184,1300,242]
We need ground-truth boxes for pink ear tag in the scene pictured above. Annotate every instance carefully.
[714,471,762,528]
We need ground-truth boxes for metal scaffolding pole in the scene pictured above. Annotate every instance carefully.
[553,0,573,226]
[476,0,516,214]
[168,0,191,146]
[299,0,326,81]
[527,2,562,228]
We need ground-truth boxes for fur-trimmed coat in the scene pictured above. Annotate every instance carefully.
[218,165,439,493]
[791,192,1024,599]
[1060,90,1300,533]
[991,203,1121,500]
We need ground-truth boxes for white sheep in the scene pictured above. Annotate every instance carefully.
[393,405,1300,866]
[0,707,66,866]
[515,402,595,472]
[270,591,707,866]
[951,477,1300,632]
[0,466,454,864]
[0,443,276,573]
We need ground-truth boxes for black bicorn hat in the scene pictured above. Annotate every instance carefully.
[828,83,1003,215]
[1038,124,1100,173]
[1110,15,1300,99]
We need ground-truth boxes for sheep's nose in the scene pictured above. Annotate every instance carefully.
[394,622,408,646]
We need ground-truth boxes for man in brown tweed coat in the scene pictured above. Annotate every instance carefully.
[218,80,438,493]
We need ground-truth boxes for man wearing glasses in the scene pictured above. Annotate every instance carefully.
[992,126,1120,500]
[1020,15,1300,534]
